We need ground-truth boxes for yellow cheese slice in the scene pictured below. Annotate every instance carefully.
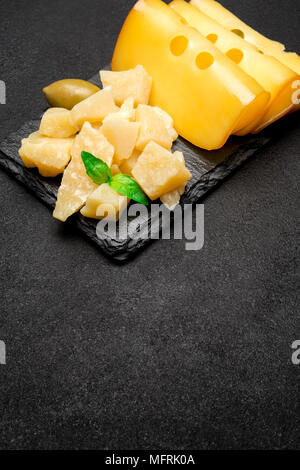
[253,80,299,133]
[171,0,299,135]
[190,0,285,55]
[111,0,270,150]
[191,0,300,131]
[191,0,300,75]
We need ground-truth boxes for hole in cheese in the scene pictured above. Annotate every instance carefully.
[170,35,189,56]
[195,51,214,70]
[226,48,244,64]
[231,28,245,39]
[206,33,218,44]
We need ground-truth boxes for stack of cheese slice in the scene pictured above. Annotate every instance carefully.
[190,0,300,132]
[171,0,299,134]
[111,0,300,149]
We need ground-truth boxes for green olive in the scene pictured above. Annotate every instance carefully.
[43,79,100,109]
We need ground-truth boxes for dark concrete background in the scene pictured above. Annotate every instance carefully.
[0,0,299,450]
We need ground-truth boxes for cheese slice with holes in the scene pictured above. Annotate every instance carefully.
[171,0,299,134]
[191,0,300,131]
[191,0,300,76]
[111,0,270,150]
[190,0,285,55]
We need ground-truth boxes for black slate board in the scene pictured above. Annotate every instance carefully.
[0,71,297,261]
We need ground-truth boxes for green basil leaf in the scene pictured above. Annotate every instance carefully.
[81,151,112,185]
[109,173,149,206]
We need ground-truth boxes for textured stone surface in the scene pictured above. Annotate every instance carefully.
[0,0,299,450]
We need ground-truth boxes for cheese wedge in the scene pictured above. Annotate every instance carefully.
[132,142,192,200]
[119,149,141,176]
[100,65,152,106]
[53,122,114,221]
[191,0,300,131]
[39,108,78,138]
[111,0,270,150]
[101,119,140,165]
[152,106,178,142]
[160,150,187,209]
[70,87,119,129]
[160,183,186,211]
[171,0,299,134]
[19,132,74,177]
[102,97,136,123]
[80,183,129,221]
[135,104,175,150]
